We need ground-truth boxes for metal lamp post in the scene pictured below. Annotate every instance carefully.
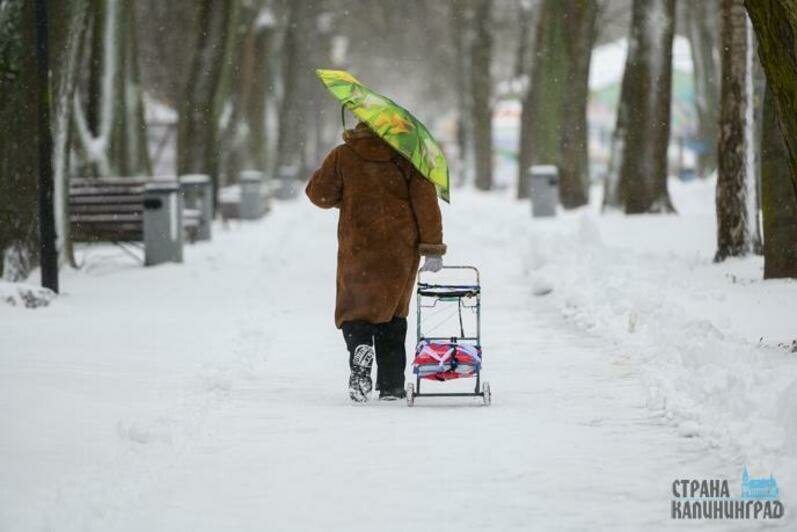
[35,0,59,293]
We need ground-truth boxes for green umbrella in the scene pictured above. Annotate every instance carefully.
[315,69,450,203]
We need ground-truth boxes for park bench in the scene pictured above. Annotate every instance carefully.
[69,176,209,265]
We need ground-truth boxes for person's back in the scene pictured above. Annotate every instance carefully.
[306,121,446,402]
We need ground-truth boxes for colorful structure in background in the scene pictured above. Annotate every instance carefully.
[315,69,451,202]
[491,36,700,186]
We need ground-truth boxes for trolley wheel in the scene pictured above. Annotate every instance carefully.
[406,383,415,407]
[482,382,491,406]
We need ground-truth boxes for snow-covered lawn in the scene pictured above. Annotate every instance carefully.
[525,178,797,454]
[1,180,794,530]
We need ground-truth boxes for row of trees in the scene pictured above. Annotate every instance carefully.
[0,0,460,281]
[0,0,306,278]
[0,0,795,281]
[453,0,795,278]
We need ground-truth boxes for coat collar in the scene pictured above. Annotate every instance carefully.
[342,122,394,161]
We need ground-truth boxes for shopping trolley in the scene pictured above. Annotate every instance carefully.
[407,265,490,406]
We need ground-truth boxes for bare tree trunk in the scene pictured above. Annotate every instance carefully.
[108,0,128,175]
[123,1,150,175]
[602,1,634,211]
[716,0,754,260]
[219,2,257,184]
[760,88,797,278]
[107,1,149,177]
[518,0,594,206]
[559,0,598,209]
[516,0,542,199]
[470,0,493,191]
[530,1,564,169]
[86,0,104,143]
[310,5,336,167]
[34,0,59,291]
[514,0,538,80]
[618,0,676,214]
[246,7,277,173]
[451,0,472,186]
[49,0,88,266]
[602,78,629,210]
[70,0,149,179]
[685,0,720,178]
[276,0,314,179]
[177,0,237,206]
[746,0,797,278]
[0,0,40,279]
[745,0,797,201]
[71,0,110,177]
[517,91,534,198]
[745,19,763,253]
[518,0,566,199]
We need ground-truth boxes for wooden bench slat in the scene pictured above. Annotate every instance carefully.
[70,177,151,186]
[71,220,143,241]
[72,222,142,229]
[70,204,143,214]
[72,231,143,243]
[70,198,142,208]
[70,213,143,223]
[71,223,143,232]
[69,187,146,196]
[70,194,142,203]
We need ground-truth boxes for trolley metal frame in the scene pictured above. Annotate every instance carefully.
[407,265,490,405]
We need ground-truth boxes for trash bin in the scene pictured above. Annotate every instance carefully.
[143,180,183,266]
[274,165,300,200]
[179,174,212,241]
[239,170,265,220]
[529,165,559,218]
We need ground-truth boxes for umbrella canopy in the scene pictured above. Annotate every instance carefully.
[315,69,450,203]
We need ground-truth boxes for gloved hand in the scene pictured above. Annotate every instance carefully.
[420,256,443,273]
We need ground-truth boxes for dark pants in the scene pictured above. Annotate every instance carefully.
[342,317,407,391]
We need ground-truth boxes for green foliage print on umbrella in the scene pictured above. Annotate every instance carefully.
[316,69,450,203]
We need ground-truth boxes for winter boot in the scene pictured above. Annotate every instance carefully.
[378,387,407,401]
[348,344,374,403]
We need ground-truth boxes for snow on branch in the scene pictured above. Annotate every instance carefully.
[71,0,118,176]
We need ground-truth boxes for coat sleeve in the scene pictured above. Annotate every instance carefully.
[409,168,447,256]
[306,147,343,209]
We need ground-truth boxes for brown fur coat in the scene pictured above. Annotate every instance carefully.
[306,123,447,328]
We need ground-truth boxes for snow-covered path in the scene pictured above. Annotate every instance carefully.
[1,188,793,530]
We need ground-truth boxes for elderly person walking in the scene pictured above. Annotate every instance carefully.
[306,121,447,402]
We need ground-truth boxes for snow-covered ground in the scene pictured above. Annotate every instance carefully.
[1,180,795,530]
